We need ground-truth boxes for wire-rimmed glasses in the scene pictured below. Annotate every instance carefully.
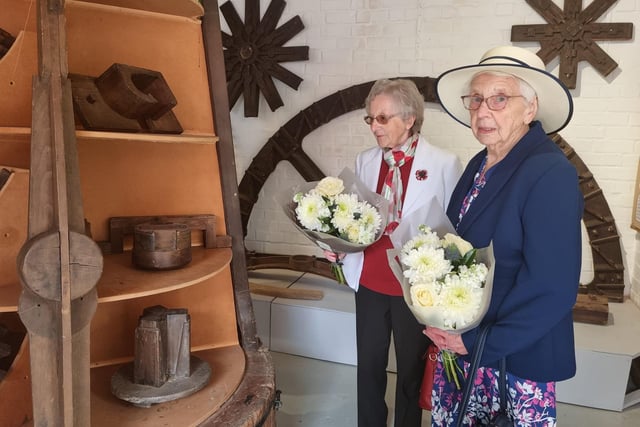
[364,114,398,125]
[461,95,524,111]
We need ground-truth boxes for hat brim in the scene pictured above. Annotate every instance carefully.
[435,63,573,135]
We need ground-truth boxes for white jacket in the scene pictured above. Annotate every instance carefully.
[341,135,462,291]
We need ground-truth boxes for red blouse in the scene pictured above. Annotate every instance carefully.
[359,155,414,296]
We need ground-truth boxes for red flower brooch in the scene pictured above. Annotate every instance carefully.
[415,169,428,181]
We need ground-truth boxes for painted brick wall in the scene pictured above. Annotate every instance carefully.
[221,0,640,304]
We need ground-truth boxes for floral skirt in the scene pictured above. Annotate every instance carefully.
[430,354,557,426]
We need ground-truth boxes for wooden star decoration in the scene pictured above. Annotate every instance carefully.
[220,0,309,117]
[511,0,633,89]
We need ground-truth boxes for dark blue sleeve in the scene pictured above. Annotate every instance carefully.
[462,157,583,365]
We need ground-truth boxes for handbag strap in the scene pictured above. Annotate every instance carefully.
[498,357,507,413]
[454,324,507,427]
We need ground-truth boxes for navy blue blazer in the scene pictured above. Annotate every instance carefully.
[446,121,584,382]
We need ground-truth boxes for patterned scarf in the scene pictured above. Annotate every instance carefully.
[382,135,418,233]
[456,156,489,229]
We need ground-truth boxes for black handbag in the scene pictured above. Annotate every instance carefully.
[455,324,512,427]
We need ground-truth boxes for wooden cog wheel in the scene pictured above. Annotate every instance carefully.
[220,0,309,117]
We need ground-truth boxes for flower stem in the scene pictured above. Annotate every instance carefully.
[332,261,347,285]
[442,350,461,390]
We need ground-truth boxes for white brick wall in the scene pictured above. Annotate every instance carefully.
[222,0,640,303]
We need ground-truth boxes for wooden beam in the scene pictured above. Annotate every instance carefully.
[17,1,101,425]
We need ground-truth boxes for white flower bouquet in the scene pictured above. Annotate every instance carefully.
[387,198,495,388]
[280,168,389,285]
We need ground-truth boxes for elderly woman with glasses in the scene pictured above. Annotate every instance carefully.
[425,46,584,426]
[326,78,461,427]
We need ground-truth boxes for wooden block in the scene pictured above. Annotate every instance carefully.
[95,63,177,120]
[133,308,167,387]
[573,293,609,325]
[165,310,190,379]
[132,223,192,270]
[71,63,183,134]
[109,214,220,253]
[71,73,143,132]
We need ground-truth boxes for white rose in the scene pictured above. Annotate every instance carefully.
[442,233,474,256]
[410,283,438,307]
[315,176,344,197]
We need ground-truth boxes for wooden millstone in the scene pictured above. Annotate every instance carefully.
[110,356,211,408]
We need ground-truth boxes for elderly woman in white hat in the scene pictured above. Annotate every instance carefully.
[425,46,584,426]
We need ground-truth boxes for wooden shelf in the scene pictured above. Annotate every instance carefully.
[0,127,218,145]
[0,284,20,313]
[90,345,245,427]
[98,247,232,302]
[0,247,233,311]
[0,127,31,138]
[76,130,219,145]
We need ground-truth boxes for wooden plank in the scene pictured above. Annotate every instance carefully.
[201,0,258,349]
[17,1,100,425]
[249,282,324,300]
[201,2,277,425]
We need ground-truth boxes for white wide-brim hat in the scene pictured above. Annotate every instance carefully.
[436,46,573,135]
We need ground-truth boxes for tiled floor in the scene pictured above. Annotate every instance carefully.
[271,351,640,427]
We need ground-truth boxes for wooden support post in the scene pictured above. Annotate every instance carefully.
[16,1,102,425]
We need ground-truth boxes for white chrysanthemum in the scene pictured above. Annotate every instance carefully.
[401,229,441,257]
[332,193,359,231]
[295,193,331,231]
[343,221,363,244]
[355,226,376,244]
[456,263,488,288]
[315,176,344,197]
[410,283,439,307]
[358,202,382,237]
[439,274,484,329]
[400,246,451,285]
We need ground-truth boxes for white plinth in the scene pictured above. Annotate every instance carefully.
[557,299,640,411]
[249,270,398,371]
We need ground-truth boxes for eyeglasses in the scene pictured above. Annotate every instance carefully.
[461,94,525,111]
[364,114,398,125]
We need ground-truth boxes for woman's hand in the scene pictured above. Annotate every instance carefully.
[323,250,345,262]
[424,326,468,355]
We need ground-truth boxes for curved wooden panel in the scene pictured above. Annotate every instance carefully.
[0,335,32,426]
[0,167,28,313]
[239,78,625,302]
[0,31,38,127]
